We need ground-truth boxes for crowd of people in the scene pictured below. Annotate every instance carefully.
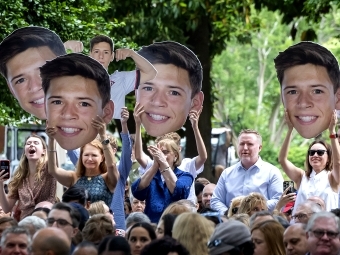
[1,25,340,255]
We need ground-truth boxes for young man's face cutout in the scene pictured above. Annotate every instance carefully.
[6,46,57,120]
[135,63,203,137]
[45,75,113,150]
[282,63,335,139]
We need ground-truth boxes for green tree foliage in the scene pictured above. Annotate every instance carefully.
[0,0,122,125]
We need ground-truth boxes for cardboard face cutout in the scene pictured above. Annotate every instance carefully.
[0,26,66,120]
[134,41,204,137]
[275,42,340,139]
[41,53,113,150]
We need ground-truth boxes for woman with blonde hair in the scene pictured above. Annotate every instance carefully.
[132,139,193,223]
[251,220,285,255]
[88,200,115,225]
[238,192,267,216]
[227,195,245,217]
[46,117,119,206]
[172,212,214,255]
[0,135,56,219]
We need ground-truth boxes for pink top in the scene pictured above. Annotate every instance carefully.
[8,165,57,219]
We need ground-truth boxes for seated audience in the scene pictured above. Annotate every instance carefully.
[0,227,31,254]
[292,200,322,224]
[18,215,46,236]
[227,195,245,218]
[82,214,115,245]
[31,227,71,255]
[283,223,308,255]
[127,222,156,255]
[0,216,18,239]
[251,220,285,255]
[208,220,254,255]
[72,241,98,255]
[98,236,131,255]
[141,236,190,255]
[126,212,151,229]
[156,214,178,239]
[172,212,214,255]
[238,192,268,216]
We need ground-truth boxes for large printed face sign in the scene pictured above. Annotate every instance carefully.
[135,41,204,137]
[0,26,66,120]
[41,53,114,150]
[275,42,340,139]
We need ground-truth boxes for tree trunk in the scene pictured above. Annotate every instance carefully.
[184,15,214,182]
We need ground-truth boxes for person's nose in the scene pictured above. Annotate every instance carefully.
[99,51,104,59]
[297,92,313,109]
[28,73,43,93]
[60,103,78,120]
[150,91,167,107]
[136,240,142,247]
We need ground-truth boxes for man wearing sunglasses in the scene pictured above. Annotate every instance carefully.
[47,202,81,253]
[306,212,340,255]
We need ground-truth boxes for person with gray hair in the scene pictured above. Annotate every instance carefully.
[0,226,31,255]
[126,212,151,229]
[130,193,146,213]
[249,211,274,228]
[18,215,46,236]
[306,212,340,255]
[292,200,323,224]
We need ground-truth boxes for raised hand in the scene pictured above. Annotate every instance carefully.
[148,145,168,168]
[121,107,129,124]
[91,115,107,137]
[115,48,134,62]
[134,103,144,126]
[45,126,57,140]
[329,110,337,133]
[63,40,84,53]
[189,107,202,128]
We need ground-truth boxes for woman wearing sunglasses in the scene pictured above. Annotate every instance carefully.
[278,110,340,213]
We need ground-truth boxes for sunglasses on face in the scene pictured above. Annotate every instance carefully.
[231,207,238,214]
[311,230,339,239]
[308,150,327,156]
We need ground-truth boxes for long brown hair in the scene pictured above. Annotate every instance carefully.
[304,140,332,179]
[251,220,285,255]
[8,134,47,193]
[75,139,107,177]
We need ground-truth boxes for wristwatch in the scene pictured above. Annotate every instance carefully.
[102,139,110,145]
[330,133,339,139]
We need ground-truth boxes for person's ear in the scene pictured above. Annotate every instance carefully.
[111,51,115,62]
[190,91,204,111]
[335,87,340,110]
[72,227,79,238]
[259,144,262,152]
[102,100,114,124]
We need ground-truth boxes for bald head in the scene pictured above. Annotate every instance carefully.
[283,224,308,255]
[202,183,216,208]
[307,196,325,211]
[32,228,71,255]
[35,201,54,210]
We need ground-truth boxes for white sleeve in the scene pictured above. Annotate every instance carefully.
[178,157,203,178]
[138,155,153,176]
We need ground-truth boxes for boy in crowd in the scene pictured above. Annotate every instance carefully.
[88,35,157,119]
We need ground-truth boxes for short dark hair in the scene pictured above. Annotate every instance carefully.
[274,41,340,93]
[137,41,202,97]
[127,222,156,241]
[141,236,190,255]
[195,181,204,196]
[50,202,81,228]
[62,185,89,206]
[40,53,111,107]
[98,236,130,255]
[0,26,66,79]
[90,35,114,52]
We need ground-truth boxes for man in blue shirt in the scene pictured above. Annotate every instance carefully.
[211,129,283,214]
